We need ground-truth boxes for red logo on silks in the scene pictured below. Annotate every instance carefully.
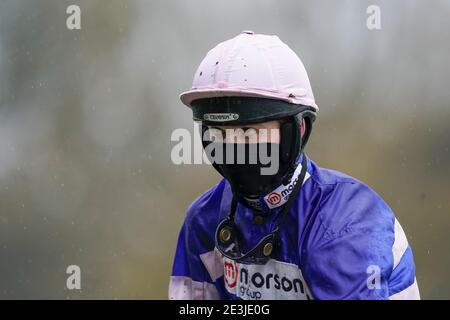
[224,260,238,288]
[267,192,282,205]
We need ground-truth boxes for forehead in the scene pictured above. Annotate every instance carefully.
[209,120,281,129]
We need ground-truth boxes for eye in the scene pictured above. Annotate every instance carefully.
[242,127,258,140]
[207,127,225,142]
[243,127,258,138]
[208,126,225,134]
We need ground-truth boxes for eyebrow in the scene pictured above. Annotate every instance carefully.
[208,124,266,130]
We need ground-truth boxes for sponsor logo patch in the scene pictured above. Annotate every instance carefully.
[222,256,313,300]
[266,192,281,206]
[224,260,239,288]
[204,113,239,122]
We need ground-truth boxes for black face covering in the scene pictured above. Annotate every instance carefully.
[207,142,290,197]
[202,119,299,198]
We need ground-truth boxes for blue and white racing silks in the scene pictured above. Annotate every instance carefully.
[169,154,420,300]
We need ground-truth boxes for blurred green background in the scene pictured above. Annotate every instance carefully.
[0,0,449,299]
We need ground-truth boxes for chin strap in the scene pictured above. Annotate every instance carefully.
[216,154,308,264]
[259,154,308,259]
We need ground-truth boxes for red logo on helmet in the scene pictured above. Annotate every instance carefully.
[267,192,282,205]
[224,260,238,289]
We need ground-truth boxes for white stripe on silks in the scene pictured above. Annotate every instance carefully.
[389,278,420,300]
[169,276,220,300]
[200,249,224,281]
[392,218,409,270]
